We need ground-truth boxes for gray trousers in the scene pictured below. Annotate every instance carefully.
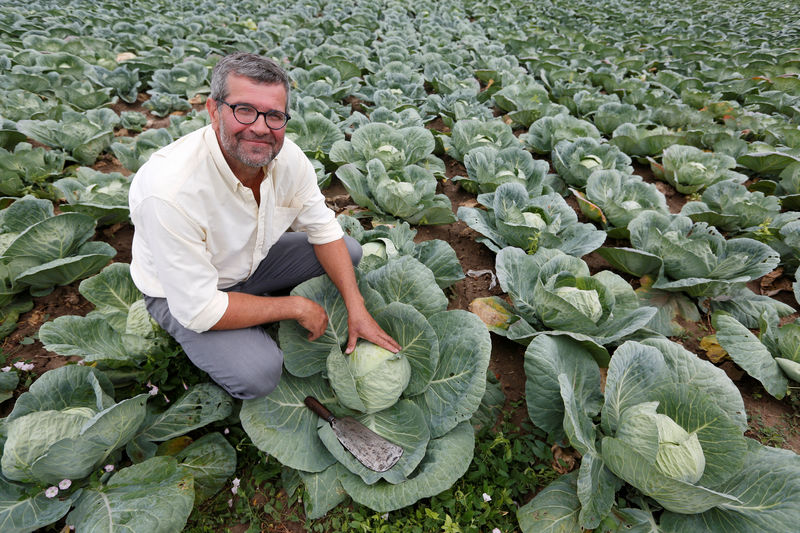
[144,233,362,399]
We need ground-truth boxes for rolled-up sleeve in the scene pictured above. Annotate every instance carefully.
[134,197,228,332]
[289,154,344,245]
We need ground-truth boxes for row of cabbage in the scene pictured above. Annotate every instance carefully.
[1,0,800,531]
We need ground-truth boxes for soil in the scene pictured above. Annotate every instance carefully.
[2,99,799,531]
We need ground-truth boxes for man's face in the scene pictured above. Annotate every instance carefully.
[207,74,288,171]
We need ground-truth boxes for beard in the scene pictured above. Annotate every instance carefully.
[218,118,283,168]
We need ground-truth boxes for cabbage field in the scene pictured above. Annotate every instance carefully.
[1,0,800,531]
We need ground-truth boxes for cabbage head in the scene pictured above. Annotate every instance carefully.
[615,402,705,484]
[346,340,411,413]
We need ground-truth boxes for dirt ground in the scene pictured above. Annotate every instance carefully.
[3,105,799,459]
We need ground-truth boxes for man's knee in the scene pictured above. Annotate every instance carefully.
[344,235,362,267]
[224,350,284,400]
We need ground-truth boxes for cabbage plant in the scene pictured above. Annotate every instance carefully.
[110,127,173,173]
[39,262,173,385]
[337,214,464,289]
[610,122,688,158]
[285,111,345,166]
[591,101,648,134]
[458,182,606,256]
[148,60,209,99]
[521,114,601,154]
[681,179,786,232]
[0,142,66,198]
[53,167,133,226]
[572,169,669,237]
[517,335,800,532]
[92,64,141,104]
[492,80,567,128]
[650,144,748,194]
[0,89,63,122]
[0,365,235,532]
[440,119,519,162]
[336,158,455,225]
[481,247,656,348]
[712,311,800,399]
[598,211,780,299]
[422,91,494,129]
[16,108,119,166]
[454,145,555,195]
[356,61,427,110]
[240,256,491,518]
[143,92,192,117]
[551,136,633,188]
[290,64,361,103]
[0,195,117,297]
[330,122,445,178]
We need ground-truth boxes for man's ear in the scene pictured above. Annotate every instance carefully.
[206,97,218,119]
[206,97,220,132]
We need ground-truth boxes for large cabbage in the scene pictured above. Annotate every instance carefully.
[342,340,411,413]
[517,336,800,532]
[240,256,491,518]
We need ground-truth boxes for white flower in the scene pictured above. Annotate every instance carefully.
[182,381,189,390]
[146,381,158,395]
[58,479,72,490]
[45,486,59,498]
[231,477,240,495]
[381,513,389,520]
[77,360,86,366]
[223,428,230,435]
[227,498,233,507]
[13,361,34,372]
[1,366,10,372]
[482,492,492,502]
[104,464,115,472]
[492,529,501,533]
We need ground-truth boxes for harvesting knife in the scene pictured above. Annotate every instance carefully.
[304,396,403,472]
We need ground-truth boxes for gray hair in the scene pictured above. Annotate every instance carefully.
[209,52,291,111]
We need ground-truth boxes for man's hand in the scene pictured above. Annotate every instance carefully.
[312,238,401,353]
[297,297,328,341]
[345,303,402,354]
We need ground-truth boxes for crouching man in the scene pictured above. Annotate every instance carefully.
[129,52,400,399]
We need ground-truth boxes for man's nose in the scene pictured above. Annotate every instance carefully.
[248,116,272,135]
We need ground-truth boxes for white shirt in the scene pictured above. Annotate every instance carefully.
[129,125,343,332]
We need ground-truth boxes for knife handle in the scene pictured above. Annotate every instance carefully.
[304,396,334,423]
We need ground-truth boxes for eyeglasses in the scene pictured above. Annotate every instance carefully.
[216,99,290,129]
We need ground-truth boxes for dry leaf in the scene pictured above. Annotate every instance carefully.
[551,444,578,474]
[468,297,512,329]
[700,334,728,363]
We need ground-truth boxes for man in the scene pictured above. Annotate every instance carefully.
[129,52,400,399]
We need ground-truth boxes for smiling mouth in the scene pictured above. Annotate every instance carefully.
[240,138,273,147]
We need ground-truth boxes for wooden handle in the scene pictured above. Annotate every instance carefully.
[304,396,334,423]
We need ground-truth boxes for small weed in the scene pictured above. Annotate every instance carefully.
[748,412,788,448]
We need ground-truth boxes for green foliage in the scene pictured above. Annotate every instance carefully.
[240,258,492,516]
[458,182,606,256]
[0,365,236,532]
